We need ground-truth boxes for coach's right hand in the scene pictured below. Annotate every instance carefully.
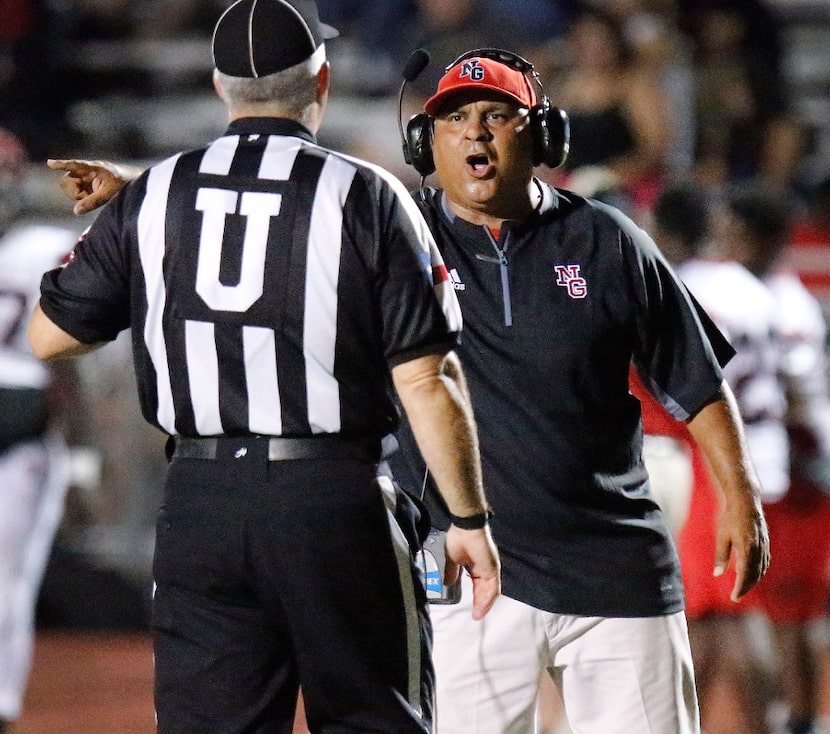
[445,525,501,619]
[47,159,142,215]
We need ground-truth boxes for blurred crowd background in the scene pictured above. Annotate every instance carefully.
[3,0,830,729]
[4,0,830,188]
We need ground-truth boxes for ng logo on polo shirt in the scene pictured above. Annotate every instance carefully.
[554,264,587,298]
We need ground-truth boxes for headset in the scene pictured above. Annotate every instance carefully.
[399,48,570,177]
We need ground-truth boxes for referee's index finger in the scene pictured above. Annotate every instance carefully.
[47,159,74,170]
[47,159,94,174]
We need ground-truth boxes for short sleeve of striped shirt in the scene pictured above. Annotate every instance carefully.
[361,166,462,367]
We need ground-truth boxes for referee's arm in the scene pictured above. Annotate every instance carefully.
[393,350,500,620]
[29,303,103,360]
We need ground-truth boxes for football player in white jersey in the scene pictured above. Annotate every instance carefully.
[652,180,787,734]
[726,181,830,734]
[680,214,789,506]
[0,130,78,733]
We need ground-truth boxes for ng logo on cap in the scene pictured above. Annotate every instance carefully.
[459,60,486,82]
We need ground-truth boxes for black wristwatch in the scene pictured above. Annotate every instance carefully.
[448,509,493,530]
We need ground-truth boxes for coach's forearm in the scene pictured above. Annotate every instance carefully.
[393,351,488,518]
[687,382,763,504]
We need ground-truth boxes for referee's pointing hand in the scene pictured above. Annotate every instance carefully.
[47,159,138,215]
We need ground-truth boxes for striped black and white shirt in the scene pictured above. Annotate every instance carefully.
[39,118,462,439]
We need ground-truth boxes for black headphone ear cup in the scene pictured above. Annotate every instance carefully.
[530,104,570,169]
[405,113,435,177]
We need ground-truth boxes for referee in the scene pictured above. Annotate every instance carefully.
[28,1,500,732]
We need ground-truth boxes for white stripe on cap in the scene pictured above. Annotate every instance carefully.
[247,0,317,78]
[247,0,259,77]
[211,2,235,71]
[276,0,317,54]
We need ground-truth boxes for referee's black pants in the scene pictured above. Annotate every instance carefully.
[152,445,433,733]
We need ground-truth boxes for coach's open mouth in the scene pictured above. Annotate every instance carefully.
[466,154,492,177]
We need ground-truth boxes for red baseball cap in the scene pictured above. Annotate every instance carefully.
[425,56,537,116]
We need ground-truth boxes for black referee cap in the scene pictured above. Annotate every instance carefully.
[212,0,339,78]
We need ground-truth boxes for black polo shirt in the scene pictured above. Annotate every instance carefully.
[392,182,733,617]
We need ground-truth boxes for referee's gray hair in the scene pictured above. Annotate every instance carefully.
[216,43,326,115]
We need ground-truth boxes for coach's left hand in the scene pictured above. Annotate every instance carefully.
[445,525,501,619]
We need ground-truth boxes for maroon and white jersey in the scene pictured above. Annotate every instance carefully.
[678,258,789,501]
[0,222,76,719]
[766,267,830,485]
[0,223,76,390]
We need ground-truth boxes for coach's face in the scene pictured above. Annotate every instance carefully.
[432,90,536,225]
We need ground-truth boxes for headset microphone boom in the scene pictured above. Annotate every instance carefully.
[398,48,431,170]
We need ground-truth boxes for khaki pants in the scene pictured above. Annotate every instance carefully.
[431,573,700,734]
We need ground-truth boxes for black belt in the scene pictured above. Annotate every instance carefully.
[172,435,381,463]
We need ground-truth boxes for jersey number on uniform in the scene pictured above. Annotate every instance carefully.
[194,188,282,313]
